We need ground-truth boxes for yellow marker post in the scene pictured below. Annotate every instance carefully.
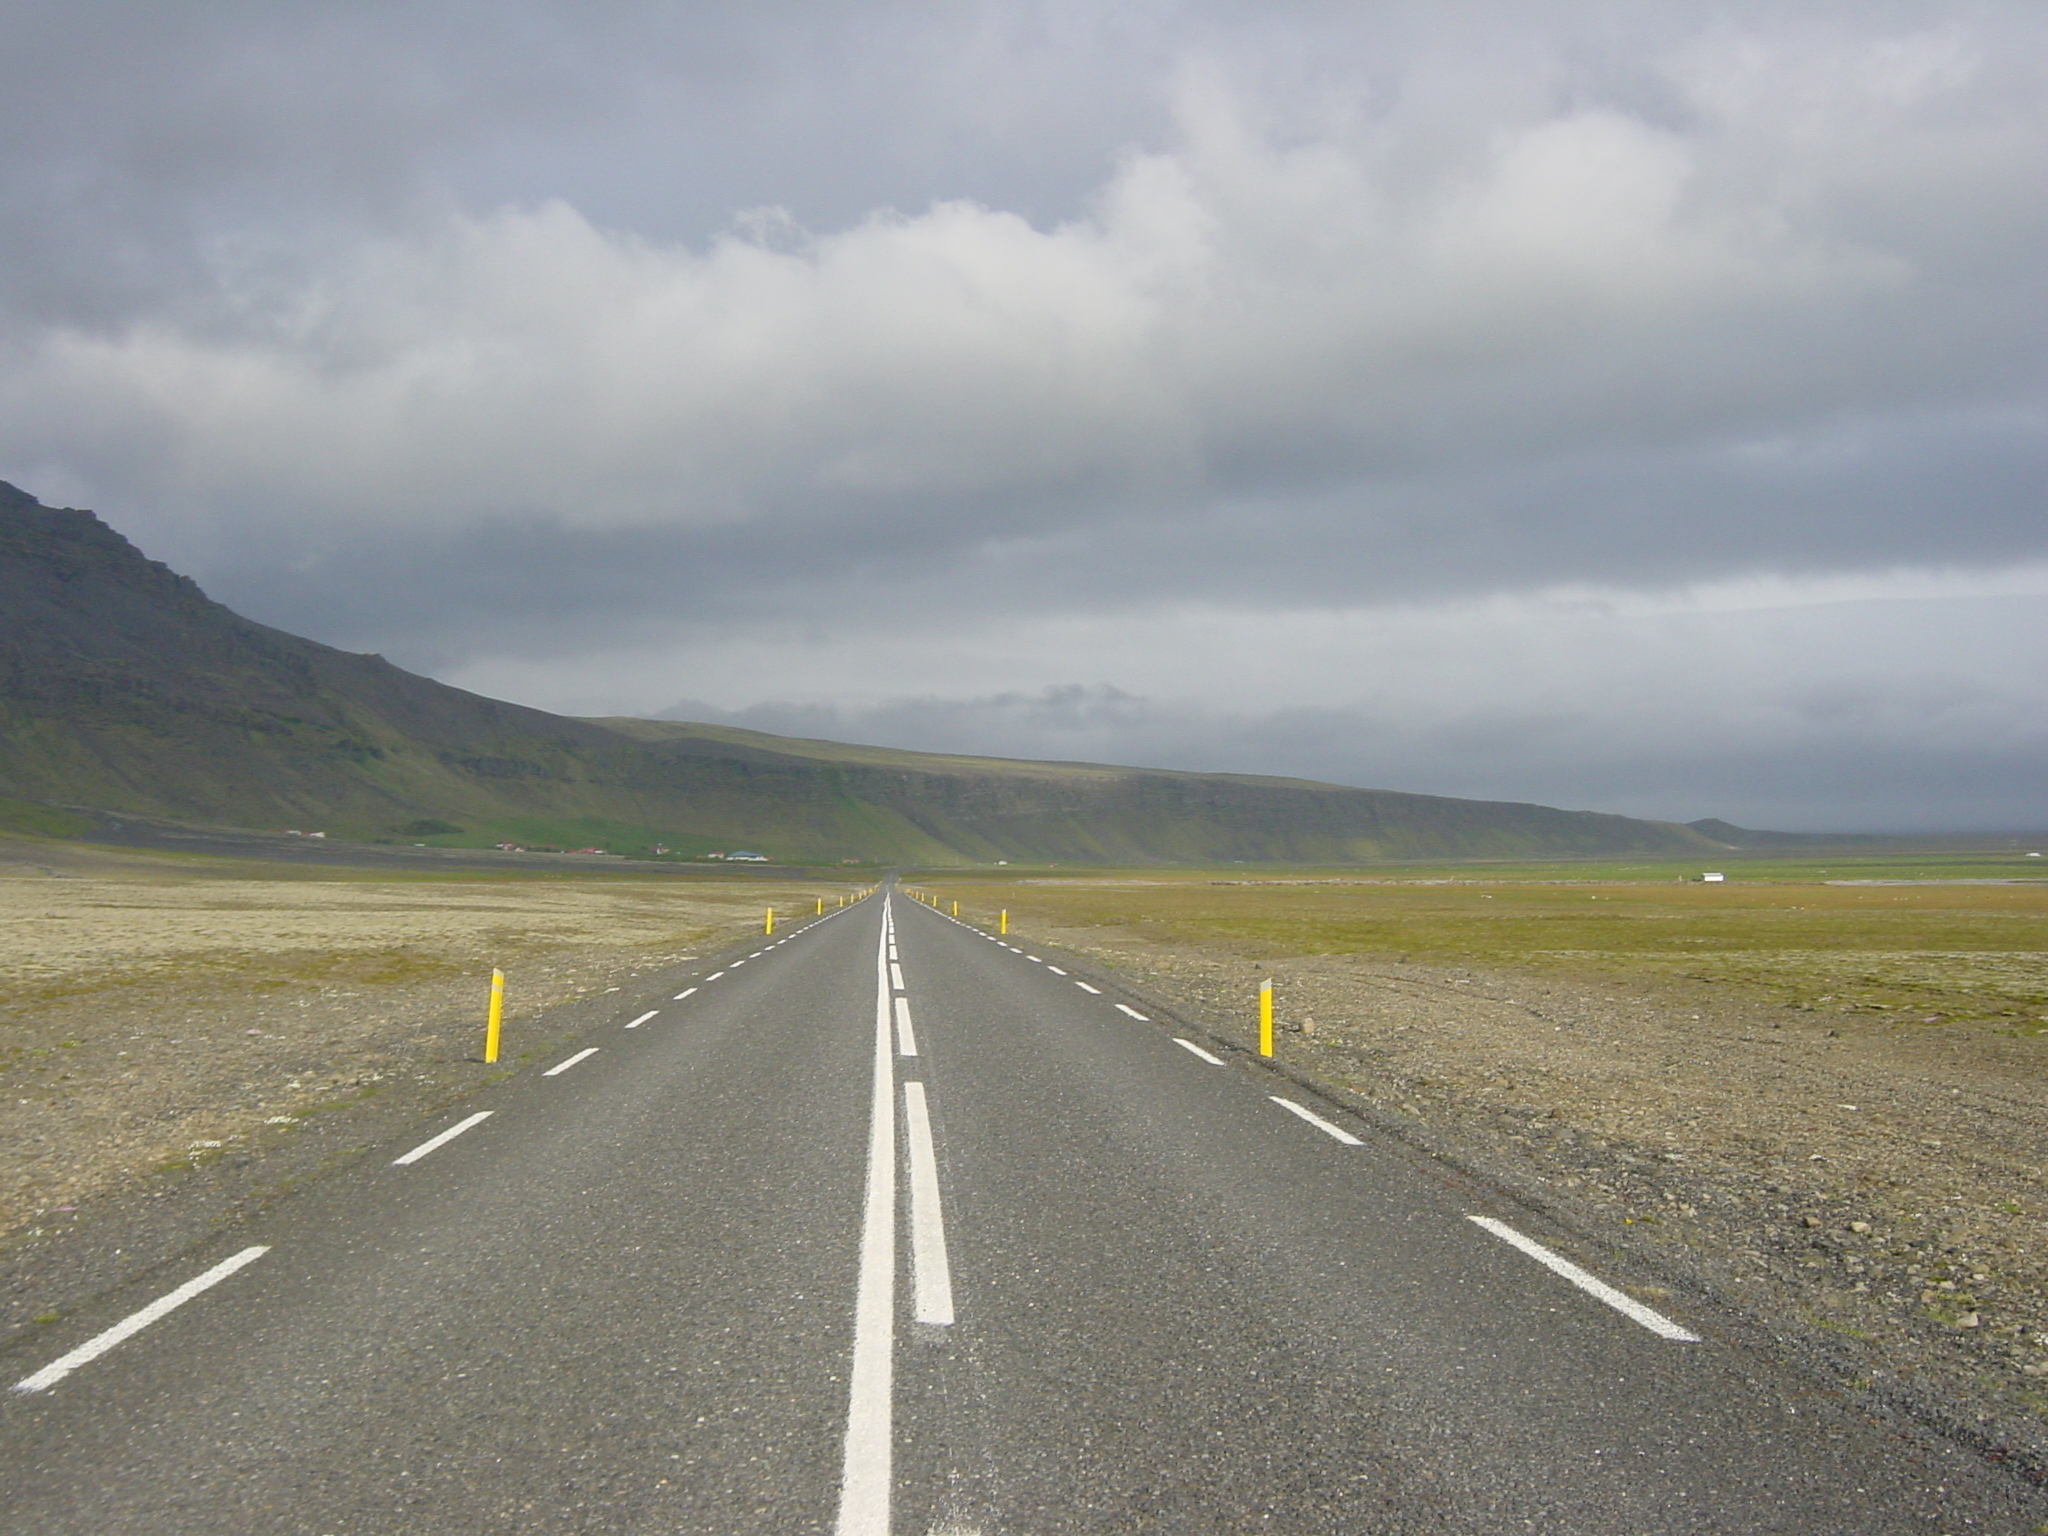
[999,910,1008,935]
[816,897,824,915]
[484,968,505,1064]
[765,907,775,935]
[951,900,959,917]
[1258,979,1274,1058]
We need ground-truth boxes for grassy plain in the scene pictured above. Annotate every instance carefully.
[925,853,2048,1028]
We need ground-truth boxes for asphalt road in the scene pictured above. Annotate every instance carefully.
[0,890,2038,1533]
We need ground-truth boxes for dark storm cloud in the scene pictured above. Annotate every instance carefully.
[1,2,2044,828]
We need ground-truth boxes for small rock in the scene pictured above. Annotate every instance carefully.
[1955,1311,1982,1329]
[1849,1220,1871,1234]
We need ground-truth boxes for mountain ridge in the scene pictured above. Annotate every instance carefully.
[0,482,1722,863]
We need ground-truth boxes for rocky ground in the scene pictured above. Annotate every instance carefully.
[1018,918,2048,1486]
[0,839,830,1347]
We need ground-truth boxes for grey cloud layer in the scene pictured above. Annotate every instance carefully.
[655,590,2048,833]
[2,3,2042,828]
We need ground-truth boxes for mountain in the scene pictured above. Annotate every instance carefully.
[0,482,1722,864]
[1686,818,1890,850]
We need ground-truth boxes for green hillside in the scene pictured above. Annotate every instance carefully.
[0,482,1723,864]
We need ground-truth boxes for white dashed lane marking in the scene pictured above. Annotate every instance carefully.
[1173,1038,1224,1065]
[1114,1003,1148,1020]
[1270,1097,1362,1145]
[1469,1216,1700,1342]
[543,1047,600,1078]
[902,1081,954,1326]
[14,1247,271,1394]
[393,1111,495,1166]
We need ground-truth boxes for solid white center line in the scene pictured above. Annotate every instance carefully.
[836,902,897,1535]
[673,987,698,1000]
[393,1111,495,1165]
[902,1081,954,1326]
[625,1010,659,1029]
[1270,1096,1363,1145]
[544,1047,600,1077]
[1114,1003,1149,1020]
[890,962,906,992]
[15,1246,270,1393]
[1468,1215,1701,1341]
[1045,966,1067,975]
[893,995,918,1057]
[1173,1038,1224,1065]
[1074,981,1101,994]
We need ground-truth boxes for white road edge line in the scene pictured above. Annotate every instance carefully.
[625,1010,659,1029]
[705,971,725,981]
[1114,1003,1149,1020]
[14,1246,270,1393]
[1045,966,1067,975]
[392,1111,495,1165]
[673,987,697,1000]
[1468,1215,1701,1342]
[1174,1038,1224,1065]
[543,1047,600,1077]
[894,995,918,1057]
[902,1080,955,1326]
[1074,981,1101,995]
[836,899,897,1536]
[1270,1096,1364,1145]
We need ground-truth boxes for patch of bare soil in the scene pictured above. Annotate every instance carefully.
[1034,921,2048,1479]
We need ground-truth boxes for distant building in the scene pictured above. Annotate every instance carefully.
[726,851,769,862]
[1702,872,1725,882]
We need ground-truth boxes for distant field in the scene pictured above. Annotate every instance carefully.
[925,853,2048,1028]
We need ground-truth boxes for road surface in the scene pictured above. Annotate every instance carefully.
[1,890,2037,1532]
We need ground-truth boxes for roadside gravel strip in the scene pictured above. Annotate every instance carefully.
[969,910,2048,1490]
[0,860,835,1351]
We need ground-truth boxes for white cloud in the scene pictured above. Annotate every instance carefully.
[6,10,2036,557]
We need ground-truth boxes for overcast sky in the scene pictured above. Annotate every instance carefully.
[3,1,2043,831]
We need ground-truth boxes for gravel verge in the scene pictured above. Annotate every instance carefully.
[0,845,829,1350]
[1017,918,2048,1491]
